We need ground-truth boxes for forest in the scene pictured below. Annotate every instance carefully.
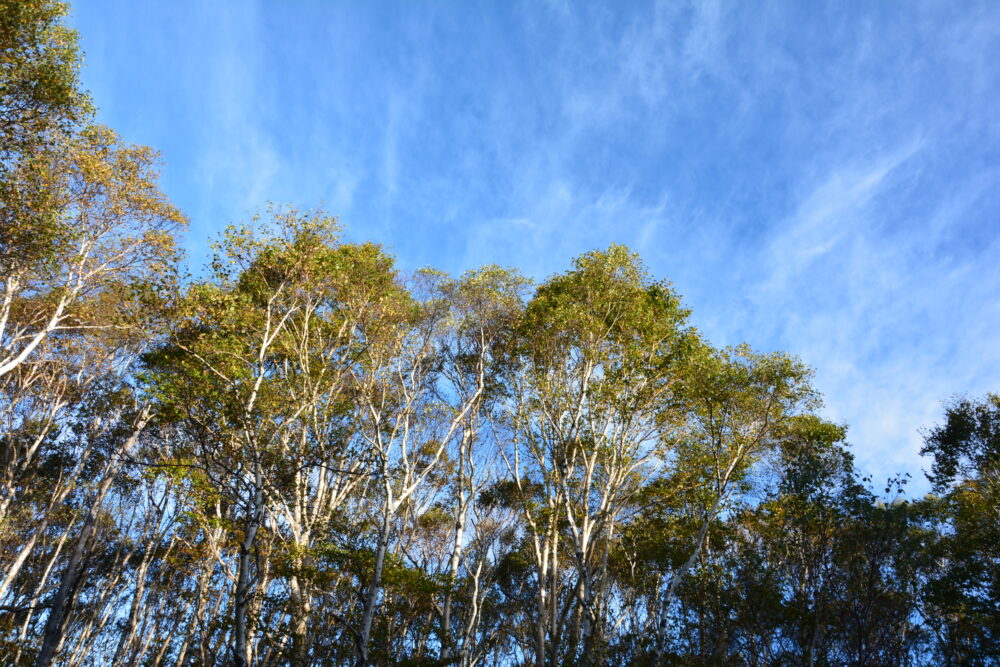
[1,2,998,665]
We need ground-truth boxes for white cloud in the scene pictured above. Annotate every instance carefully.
[764,140,922,293]
[73,0,999,494]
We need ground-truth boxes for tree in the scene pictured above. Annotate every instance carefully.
[0,0,88,151]
[0,91,183,667]
[920,395,1000,664]
[649,344,815,662]
[142,210,383,666]
[499,246,697,665]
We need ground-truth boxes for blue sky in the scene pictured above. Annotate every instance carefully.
[71,0,999,491]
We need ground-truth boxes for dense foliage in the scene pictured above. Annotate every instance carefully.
[0,3,996,666]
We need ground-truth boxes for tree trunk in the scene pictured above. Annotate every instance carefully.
[357,507,391,666]
[233,473,264,667]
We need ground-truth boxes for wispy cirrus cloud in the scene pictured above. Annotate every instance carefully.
[72,0,1000,490]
